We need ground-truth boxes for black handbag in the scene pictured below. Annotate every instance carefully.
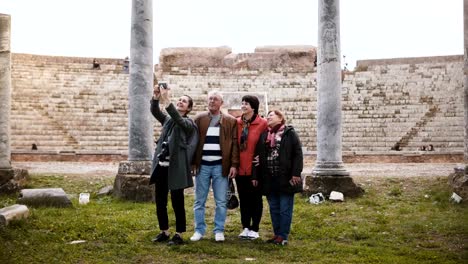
[226,178,239,210]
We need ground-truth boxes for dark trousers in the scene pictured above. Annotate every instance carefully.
[235,175,263,232]
[154,165,186,233]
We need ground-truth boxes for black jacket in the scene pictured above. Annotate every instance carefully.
[149,100,195,190]
[252,126,303,195]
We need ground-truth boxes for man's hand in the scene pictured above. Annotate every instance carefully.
[228,167,237,179]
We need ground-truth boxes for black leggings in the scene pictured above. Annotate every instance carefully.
[236,176,263,232]
[154,165,186,233]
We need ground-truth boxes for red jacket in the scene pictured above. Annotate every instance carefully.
[237,115,267,176]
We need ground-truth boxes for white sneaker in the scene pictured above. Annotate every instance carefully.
[247,230,259,240]
[190,232,203,241]
[238,228,250,238]
[215,232,225,242]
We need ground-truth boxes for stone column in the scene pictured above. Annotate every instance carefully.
[464,0,468,165]
[305,0,362,197]
[448,0,468,200]
[0,14,29,194]
[128,0,154,161]
[0,14,11,170]
[113,0,155,201]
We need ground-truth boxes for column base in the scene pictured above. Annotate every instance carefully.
[312,161,350,176]
[0,168,29,194]
[448,165,468,200]
[304,175,364,198]
[113,160,154,202]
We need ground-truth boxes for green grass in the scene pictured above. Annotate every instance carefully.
[0,174,467,264]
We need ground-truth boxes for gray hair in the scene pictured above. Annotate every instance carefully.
[208,90,223,101]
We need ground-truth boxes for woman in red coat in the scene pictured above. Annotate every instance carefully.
[236,95,267,240]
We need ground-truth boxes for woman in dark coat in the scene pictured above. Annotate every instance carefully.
[149,81,196,246]
[252,109,303,246]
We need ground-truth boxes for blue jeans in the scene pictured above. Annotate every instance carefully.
[267,193,295,240]
[193,164,228,235]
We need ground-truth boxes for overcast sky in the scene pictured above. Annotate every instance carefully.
[0,0,463,69]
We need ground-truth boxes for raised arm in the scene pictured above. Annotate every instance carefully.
[150,82,169,125]
[165,103,194,135]
[150,99,169,125]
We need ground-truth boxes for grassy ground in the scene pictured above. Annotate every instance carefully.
[0,173,467,264]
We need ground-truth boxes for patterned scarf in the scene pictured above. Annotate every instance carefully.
[240,113,257,151]
[266,124,285,148]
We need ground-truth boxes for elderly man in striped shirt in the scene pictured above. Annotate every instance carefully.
[190,90,239,242]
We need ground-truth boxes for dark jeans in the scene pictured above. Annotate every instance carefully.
[154,165,186,233]
[235,175,263,232]
[266,193,294,240]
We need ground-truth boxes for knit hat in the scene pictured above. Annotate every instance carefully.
[241,95,260,114]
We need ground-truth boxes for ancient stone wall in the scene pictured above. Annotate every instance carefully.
[9,48,464,157]
[11,54,130,153]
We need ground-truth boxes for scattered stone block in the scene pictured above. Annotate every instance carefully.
[0,204,30,226]
[97,185,113,196]
[79,193,90,205]
[329,191,345,202]
[17,188,72,207]
[450,192,462,203]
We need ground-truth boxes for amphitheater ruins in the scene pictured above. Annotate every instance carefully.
[7,49,464,163]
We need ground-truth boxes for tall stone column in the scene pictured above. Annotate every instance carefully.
[448,0,468,199]
[0,14,29,194]
[113,0,155,202]
[305,0,363,197]
[0,14,12,170]
[464,0,468,165]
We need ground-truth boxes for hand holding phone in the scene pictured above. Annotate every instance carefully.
[158,82,168,90]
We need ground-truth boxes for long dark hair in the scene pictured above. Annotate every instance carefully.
[183,94,194,115]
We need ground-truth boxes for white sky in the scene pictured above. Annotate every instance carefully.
[0,0,463,69]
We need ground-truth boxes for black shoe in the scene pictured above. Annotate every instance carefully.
[167,234,184,246]
[266,236,278,243]
[273,236,288,246]
[152,232,170,243]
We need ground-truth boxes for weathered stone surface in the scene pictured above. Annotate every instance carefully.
[0,14,12,169]
[113,174,154,202]
[128,0,154,161]
[117,160,152,175]
[448,166,468,200]
[7,51,465,155]
[304,175,364,198]
[314,0,349,177]
[97,185,113,196]
[17,188,72,207]
[160,46,232,69]
[113,160,153,202]
[0,169,14,185]
[222,46,316,70]
[0,204,29,226]
[0,168,29,194]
